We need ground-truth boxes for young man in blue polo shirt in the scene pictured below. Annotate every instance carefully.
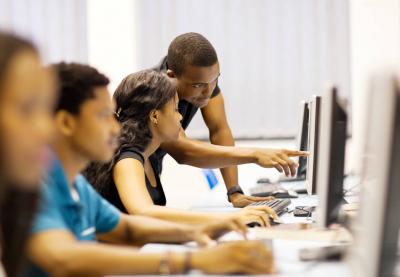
[26,62,274,276]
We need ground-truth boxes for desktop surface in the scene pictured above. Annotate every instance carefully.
[148,139,359,277]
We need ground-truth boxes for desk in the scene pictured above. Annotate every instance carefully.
[120,140,357,276]
[133,184,355,276]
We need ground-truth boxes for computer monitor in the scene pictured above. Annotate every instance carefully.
[346,73,400,277]
[316,86,347,229]
[305,95,321,195]
[295,100,309,178]
[278,101,309,183]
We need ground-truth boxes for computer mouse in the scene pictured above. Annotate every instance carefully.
[271,218,284,225]
[268,214,284,225]
[271,189,288,197]
[272,189,298,198]
[295,188,308,194]
[257,177,272,184]
[247,217,283,227]
[246,221,262,228]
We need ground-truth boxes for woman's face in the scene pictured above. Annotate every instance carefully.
[0,50,56,188]
[157,93,183,142]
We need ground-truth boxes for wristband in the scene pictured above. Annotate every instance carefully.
[227,185,244,202]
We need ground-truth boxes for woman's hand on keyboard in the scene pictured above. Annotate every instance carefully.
[234,205,278,228]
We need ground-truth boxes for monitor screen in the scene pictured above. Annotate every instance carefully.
[316,86,347,229]
[295,100,309,178]
[306,95,321,195]
[346,73,400,277]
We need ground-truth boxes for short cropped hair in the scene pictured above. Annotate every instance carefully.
[52,62,110,114]
[167,32,218,76]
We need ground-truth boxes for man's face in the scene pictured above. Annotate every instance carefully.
[63,87,120,163]
[172,62,220,108]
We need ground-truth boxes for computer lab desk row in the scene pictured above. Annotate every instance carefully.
[113,183,356,277]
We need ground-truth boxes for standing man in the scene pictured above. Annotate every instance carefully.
[151,32,307,207]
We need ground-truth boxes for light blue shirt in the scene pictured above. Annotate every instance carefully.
[27,155,121,277]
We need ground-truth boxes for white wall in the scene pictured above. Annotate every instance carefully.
[0,0,138,92]
[349,0,400,174]
[1,0,353,141]
[132,0,350,139]
[86,0,138,92]
[0,0,87,64]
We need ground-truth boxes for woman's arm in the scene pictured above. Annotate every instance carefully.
[113,158,227,224]
[112,159,276,226]
[98,213,247,247]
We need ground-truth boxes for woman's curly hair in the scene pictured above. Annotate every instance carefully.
[84,70,176,198]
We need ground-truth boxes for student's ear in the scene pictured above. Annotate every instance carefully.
[54,111,77,136]
[166,69,176,78]
[149,109,160,126]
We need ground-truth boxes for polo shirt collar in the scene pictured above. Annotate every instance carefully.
[48,153,82,206]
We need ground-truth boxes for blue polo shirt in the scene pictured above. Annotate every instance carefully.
[27,156,121,277]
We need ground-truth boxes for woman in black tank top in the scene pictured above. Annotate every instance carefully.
[85,70,274,226]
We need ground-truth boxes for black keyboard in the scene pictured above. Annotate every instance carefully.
[247,199,291,215]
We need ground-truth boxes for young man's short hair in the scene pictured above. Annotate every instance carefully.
[167,32,218,76]
[53,62,110,114]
